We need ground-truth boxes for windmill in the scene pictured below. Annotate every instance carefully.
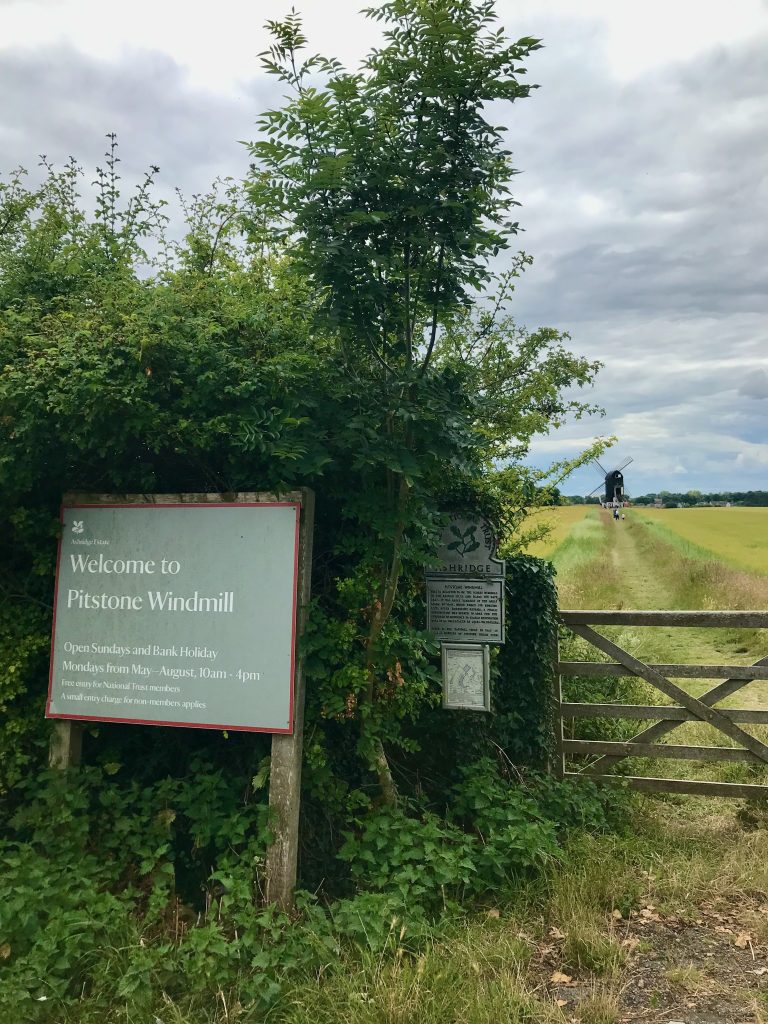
[588,457,633,506]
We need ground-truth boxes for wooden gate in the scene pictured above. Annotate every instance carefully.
[556,610,768,798]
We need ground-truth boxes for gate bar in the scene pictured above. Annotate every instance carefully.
[560,610,768,628]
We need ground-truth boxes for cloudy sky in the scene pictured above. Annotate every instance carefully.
[2,0,767,496]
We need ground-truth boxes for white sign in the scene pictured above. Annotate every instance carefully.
[48,501,300,734]
[441,643,490,712]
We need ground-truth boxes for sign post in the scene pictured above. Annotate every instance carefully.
[264,489,314,909]
[426,514,506,710]
[47,489,313,909]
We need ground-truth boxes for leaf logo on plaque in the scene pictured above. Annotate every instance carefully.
[430,515,505,577]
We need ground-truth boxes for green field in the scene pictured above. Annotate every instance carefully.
[523,504,593,558]
[635,506,768,575]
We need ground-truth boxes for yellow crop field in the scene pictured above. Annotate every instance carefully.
[523,504,593,558]
[636,506,768,575]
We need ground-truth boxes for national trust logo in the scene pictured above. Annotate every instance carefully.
[71,520,84,534]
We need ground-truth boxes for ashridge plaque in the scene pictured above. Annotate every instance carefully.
[47,501,301,733]
[426,577,504,643]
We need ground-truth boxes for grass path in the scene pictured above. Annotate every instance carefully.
[556,507,768,684]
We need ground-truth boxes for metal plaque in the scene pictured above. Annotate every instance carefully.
[426,577,504,643]
[47,501,301,734]
[428,514,505,578]
[442,643,490,711]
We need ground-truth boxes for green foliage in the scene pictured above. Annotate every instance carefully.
[436,278,604,465]
[339,804,479,903]
[337,758,623,914]
[449,759,560,883]
[250,2,540,363]
[0,759,622,1019]
[496,557,559,765]
[246,0,604,800]
[0,764,290,1018]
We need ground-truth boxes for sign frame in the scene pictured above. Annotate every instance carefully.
[47,493,304,735]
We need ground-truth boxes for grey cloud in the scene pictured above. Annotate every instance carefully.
[501,28,768,329]
[494,22,768,490]
[739,369,768,400]
[0,45,280,197]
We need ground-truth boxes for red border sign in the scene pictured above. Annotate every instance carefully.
[47,501,301,734]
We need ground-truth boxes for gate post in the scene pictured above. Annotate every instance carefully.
[551,629,565,779]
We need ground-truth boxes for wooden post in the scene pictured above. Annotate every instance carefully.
[552,632,565,779]
[265,488,315,911]
[49,720,83,769]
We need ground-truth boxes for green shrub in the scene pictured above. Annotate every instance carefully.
[450,759,560,884]
[338,805,479,904]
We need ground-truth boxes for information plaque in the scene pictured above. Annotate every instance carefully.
[47,501,300,733]
[442,643,490,711]
[426,577,504,643]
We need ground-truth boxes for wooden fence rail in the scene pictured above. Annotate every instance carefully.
[556,609,768,798]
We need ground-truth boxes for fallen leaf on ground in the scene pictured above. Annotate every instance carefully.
[556,999,569,1007]
[611,908,623,920]
[734,931,752,949]
[639,908,662,922]
[550,970,573,984]
[549,926,566,940]
[486,908,500,919]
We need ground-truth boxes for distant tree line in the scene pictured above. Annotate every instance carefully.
[559,490,768,507]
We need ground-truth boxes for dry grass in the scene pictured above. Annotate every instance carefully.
[663,962,708,992]
[271,917,564,1024]
[573,988,621,1024]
